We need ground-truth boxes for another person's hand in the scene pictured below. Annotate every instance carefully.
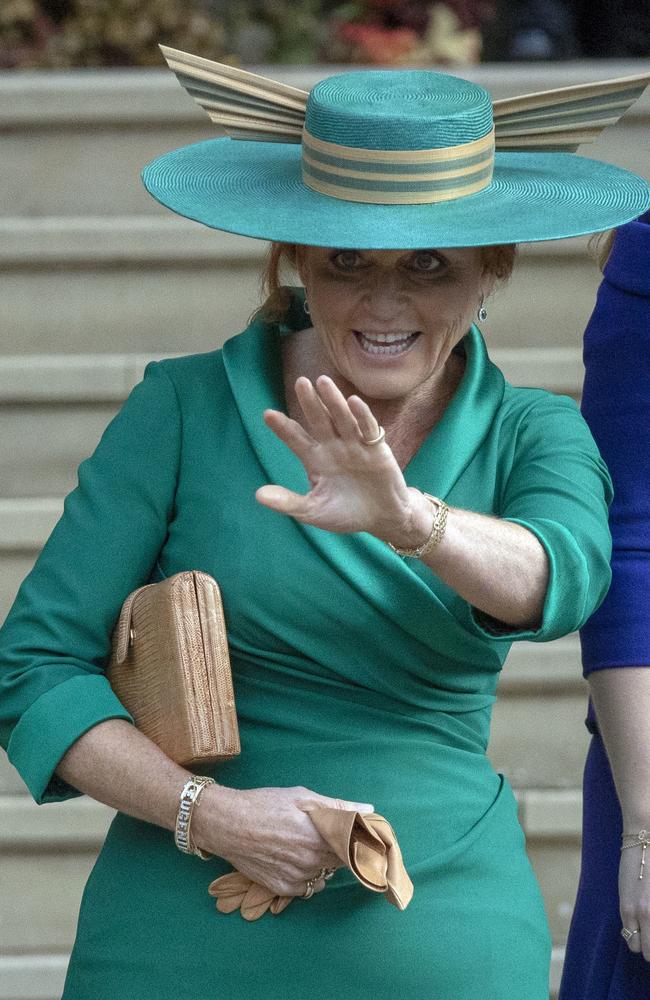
[194,783,375,898]
[255,374,423,542]
[619,843,650,960]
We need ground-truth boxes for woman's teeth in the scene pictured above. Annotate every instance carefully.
[355,331,420,355]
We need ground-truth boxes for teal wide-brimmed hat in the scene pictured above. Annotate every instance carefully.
[141,46,650,249]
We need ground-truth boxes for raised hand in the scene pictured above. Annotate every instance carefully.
[255,374,421,542]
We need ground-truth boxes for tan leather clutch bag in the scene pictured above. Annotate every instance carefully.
[106,570,241,768]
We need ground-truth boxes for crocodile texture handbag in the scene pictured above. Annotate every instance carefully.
[106,570,241,768]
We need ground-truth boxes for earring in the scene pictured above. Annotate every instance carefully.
[477,297,487,322]
[304,298,310,316]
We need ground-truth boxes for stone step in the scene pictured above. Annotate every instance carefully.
[1,955,70,1000]
[0,216,256,265]
[0,242,261,358]
[0,852,582,957]
[4,62,648,128]
[0,215,603,267]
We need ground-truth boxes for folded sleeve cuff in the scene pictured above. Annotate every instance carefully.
[465,515,562,642]
[7,674,134,805]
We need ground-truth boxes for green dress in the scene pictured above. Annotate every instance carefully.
[0,287,614,999]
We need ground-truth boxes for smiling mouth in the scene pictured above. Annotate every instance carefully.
[354,331,421,356]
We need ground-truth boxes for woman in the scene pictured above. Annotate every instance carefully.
[0,60,648,1000]
[559,209,650,998]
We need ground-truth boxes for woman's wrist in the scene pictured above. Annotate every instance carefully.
[187,781,239,857]
[379,487,435,551]
[173,776,215,858]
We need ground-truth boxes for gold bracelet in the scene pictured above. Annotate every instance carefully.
[387,492,449,559]
[175,775,216,860]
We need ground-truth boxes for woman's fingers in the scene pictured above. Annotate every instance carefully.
[256,484,311,518]
[347,393,382,442]
[262,408,314,463]
[622,924,642,955]
[620,913,646,958]
[268,374,384,455]
[295,375,380,444]
[295,377,337,440]
[257,374,397,531]
[620,848,650,958]
[314,376,364,440]
[620,906,646,958]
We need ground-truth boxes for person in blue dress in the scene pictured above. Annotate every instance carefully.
[560,209,650,998]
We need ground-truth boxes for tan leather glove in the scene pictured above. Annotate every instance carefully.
[207,807,414,920]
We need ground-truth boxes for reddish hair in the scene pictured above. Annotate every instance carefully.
[588,229,616,273]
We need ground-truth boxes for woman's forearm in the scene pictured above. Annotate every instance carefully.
[587,667,650,828]
[54,717,237,853]
[387,495,549,629]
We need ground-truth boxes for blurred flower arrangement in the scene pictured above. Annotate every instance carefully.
[229,0,326,64]
[0,0,57,68]
[0,0,495,68]
[324,0,494,65]
[0,0,229,68]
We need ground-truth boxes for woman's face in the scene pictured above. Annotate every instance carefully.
[295,245,493,401]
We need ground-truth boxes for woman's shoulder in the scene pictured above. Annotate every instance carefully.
[499,381,583,428]
[497,383,611,494]
[495,382,609,473]
[148,345,228,397]
[155,345,223,373]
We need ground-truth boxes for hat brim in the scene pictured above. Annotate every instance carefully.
[141,137,650,249]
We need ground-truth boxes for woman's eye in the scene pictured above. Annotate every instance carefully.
[330,250,445,274]
[411,252,443,273]
[332,251,362,269]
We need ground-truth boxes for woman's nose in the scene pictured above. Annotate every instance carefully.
[357,270,410,315]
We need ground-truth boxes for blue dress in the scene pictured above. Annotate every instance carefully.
[559,210,650,1000]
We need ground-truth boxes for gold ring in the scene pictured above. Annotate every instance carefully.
[303,866,336,898]
[363,426,385,446]
[302,879,317,899]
